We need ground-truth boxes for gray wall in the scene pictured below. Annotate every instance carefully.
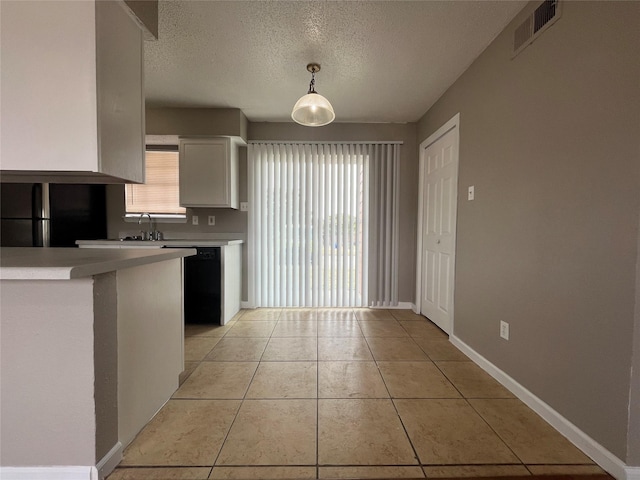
[417,0,639,463]
[108,121,419,303]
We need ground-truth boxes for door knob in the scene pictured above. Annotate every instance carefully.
[436,239,441,244]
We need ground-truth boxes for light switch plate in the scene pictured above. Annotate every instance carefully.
[240,202,249,212]
[468,186,475,201]
[192,215,199,225]
[500,321,509,340]
[208,216,215,226]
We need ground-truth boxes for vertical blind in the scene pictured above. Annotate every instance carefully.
[368,144,400,307]
[248,142,400,308]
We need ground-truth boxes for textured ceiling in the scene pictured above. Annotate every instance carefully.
[145,1,527,124]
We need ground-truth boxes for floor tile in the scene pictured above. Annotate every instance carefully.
[216,399,316,465]
[279,309,317,321]
[224,320,277,337]
[204,337,269,362]
[317,319,363,337]
[246,362,317,398]
[120,400,240,466]
[262,337,317,361]
[240,309,282,320]
[318,361,389,398]
[272,320,318,337]
[319,466,424,478]
[377,362,461,398]
[210,466,316,479]
[108,467,212,479]
[422,465,531,477]
[173,362,258,399]
[394,399,519,465]
[358,319,408,337]
[526,465,605,475]
[184,336,222,361]
[318,399,417,465]
[436,362,515,398]
[390,310,426,321]
[317,308,356,320]
[366,337,430,361]
[318,337,373,361]
[185,324,234,337]
[414,337,469,361]
[354,309,395,321]
[398,320,445,339]
[469,399,594,464]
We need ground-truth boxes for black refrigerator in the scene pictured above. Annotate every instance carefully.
[0,183,107,247]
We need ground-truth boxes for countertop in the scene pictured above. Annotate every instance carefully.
[0,247,197,280]
[76,239,244,247]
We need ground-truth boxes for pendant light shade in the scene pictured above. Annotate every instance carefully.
[291,64,335,127]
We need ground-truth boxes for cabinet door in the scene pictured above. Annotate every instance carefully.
[180,138,235,207]
[96,0,145,183]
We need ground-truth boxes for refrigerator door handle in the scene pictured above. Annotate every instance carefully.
[32,219,50,247]
[31,184,51,247]
[31,183,50,220]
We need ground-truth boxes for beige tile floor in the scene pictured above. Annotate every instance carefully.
[110,309,605,480]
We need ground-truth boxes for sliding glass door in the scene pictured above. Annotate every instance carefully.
[249,142,400,308]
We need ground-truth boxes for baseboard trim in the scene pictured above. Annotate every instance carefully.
[370,302,415,310]
[0,466,98,480]
[450,335,631,480]
[240,303,417,310]
[96,442,122,479]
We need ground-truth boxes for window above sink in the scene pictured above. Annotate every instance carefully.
[124,147,186,222]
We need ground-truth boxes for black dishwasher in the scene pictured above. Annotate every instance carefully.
[183,247,221,324]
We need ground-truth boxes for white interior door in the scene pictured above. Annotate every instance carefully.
[420,126,458,333]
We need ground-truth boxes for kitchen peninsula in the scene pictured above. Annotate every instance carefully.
[77,239,244,325]
[0,247,196,480]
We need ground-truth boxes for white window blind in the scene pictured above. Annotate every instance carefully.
[125,150,186,215]
[248,142,400,308]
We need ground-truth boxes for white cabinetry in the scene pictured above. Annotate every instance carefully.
[179,137,240,208]
[0,1,145,183]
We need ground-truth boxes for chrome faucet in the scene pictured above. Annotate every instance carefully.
[138,212,154,240]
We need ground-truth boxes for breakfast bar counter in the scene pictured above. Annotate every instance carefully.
[0,247,195,479]
[0,246,196,279]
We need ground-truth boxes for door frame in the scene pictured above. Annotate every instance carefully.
[415,113,460,334]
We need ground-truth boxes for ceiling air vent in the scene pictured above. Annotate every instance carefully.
[512,0,561,58]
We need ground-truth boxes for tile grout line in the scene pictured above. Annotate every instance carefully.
[316,311,321,480]
[207,312,275,473]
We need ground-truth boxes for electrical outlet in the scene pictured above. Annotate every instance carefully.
[500,321,509,340]
[208,215,215,226]
[192,215,199,225]
[468,186,475,201]
[240,202,249,212]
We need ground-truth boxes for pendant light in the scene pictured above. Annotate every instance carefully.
[291,63,335,127]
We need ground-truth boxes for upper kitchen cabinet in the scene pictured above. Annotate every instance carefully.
[179,137,243,209]
[0,1,145,184]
